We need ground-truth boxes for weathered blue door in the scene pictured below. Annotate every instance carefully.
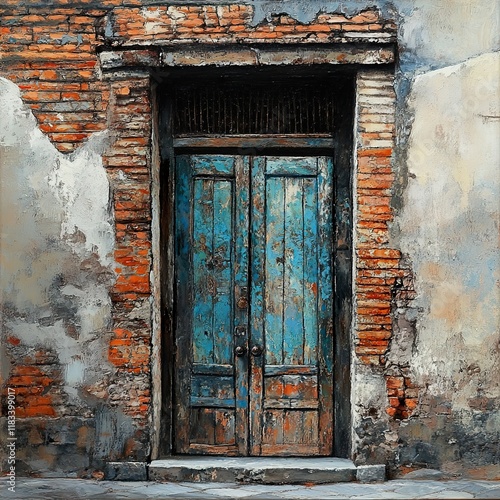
[174,155,334,456]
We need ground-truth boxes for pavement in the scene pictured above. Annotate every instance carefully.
[1,477,500,499]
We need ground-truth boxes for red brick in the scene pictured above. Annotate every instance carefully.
[405,398,419,410]
[386,377,404,389]
[355,345,387,355]
[18,405,57,417]
[358,148,392,157]
[358,330,391,340]
[388,397,401,407]
[109,338,132,346]
[357,258,400,269]
[357,306,391,316]
[358,248,401,259]
[12,366,44,376]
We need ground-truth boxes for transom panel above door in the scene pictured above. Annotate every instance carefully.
[174,154,334,456]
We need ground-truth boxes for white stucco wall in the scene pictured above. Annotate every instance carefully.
[399,51,500,409]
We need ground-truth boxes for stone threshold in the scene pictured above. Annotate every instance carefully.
[145,457,386,484]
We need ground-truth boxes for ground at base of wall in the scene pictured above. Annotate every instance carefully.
[1,477,500,499]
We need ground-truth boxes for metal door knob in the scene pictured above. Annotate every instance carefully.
[251,345,263,357]
[235,346,247,357]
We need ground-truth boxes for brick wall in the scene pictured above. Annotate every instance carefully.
[106,78,153,424]
[0,3,109,152]
[103,5,395,45]
[355,71,418,421]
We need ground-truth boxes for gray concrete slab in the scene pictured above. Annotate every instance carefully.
[419,492,474,499]
[476,489,500,499]
[1,477,499,499]
[150,457,358,484]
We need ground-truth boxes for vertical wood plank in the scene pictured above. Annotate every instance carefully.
[234,156,250,455]
[302,411,319,445]
[283,176,305,365]
[249,156,266,455]
[262,410,283,445]
[191,408,216,445]
[283,410,303,445]
[174,155,193,453]
[265,176,285,365]
[303,176,319,365]
[215,410,236,445]
[212,180,233,364]
[317,157,334,455]
[193,178,214,363]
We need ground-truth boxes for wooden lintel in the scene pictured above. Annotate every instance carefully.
[99,43,395,72]
[173,135,334,150]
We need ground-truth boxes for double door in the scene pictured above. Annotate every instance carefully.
[174,154,334,456]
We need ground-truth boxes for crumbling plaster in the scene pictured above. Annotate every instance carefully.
[0,76,114,399]
[392,51,500,475]
[0,78,140,473]
[251,1,499,70]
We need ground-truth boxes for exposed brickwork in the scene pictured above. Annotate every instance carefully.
[1,347,64,418]
[355,71,399,365]
[105,78,153,424]
[0,5,109,152]
[101,6,396,45]
[385,375,418,419]
[355,71,418,418]
[0,4,396,154]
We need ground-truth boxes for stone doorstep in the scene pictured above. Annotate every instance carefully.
[142,457,386,484]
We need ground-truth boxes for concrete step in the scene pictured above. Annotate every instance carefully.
[149,457,385,484]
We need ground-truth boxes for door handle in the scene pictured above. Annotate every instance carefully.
[251,345,263,357]
[235,345,247,357]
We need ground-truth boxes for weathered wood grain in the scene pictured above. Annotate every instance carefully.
[264,176,285,365]
[212,180,233,364]
[192,178,214,363]
[303,176,319,365]
[234,155,250,456]
[249,156,266,456]
[283,176,304,365]
[174,155,193,453]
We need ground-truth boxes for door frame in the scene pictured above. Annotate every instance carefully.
[157,69,355,458]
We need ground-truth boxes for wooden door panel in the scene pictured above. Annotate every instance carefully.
[250,156,334,456]
[175,154,333,457]
[283,177,305,365]
[191,178,233,364]
[303,177,320,365]
[175,155,245,455]
[264,176,285,365]
[263,175,320,367]
[261,409,320,455]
